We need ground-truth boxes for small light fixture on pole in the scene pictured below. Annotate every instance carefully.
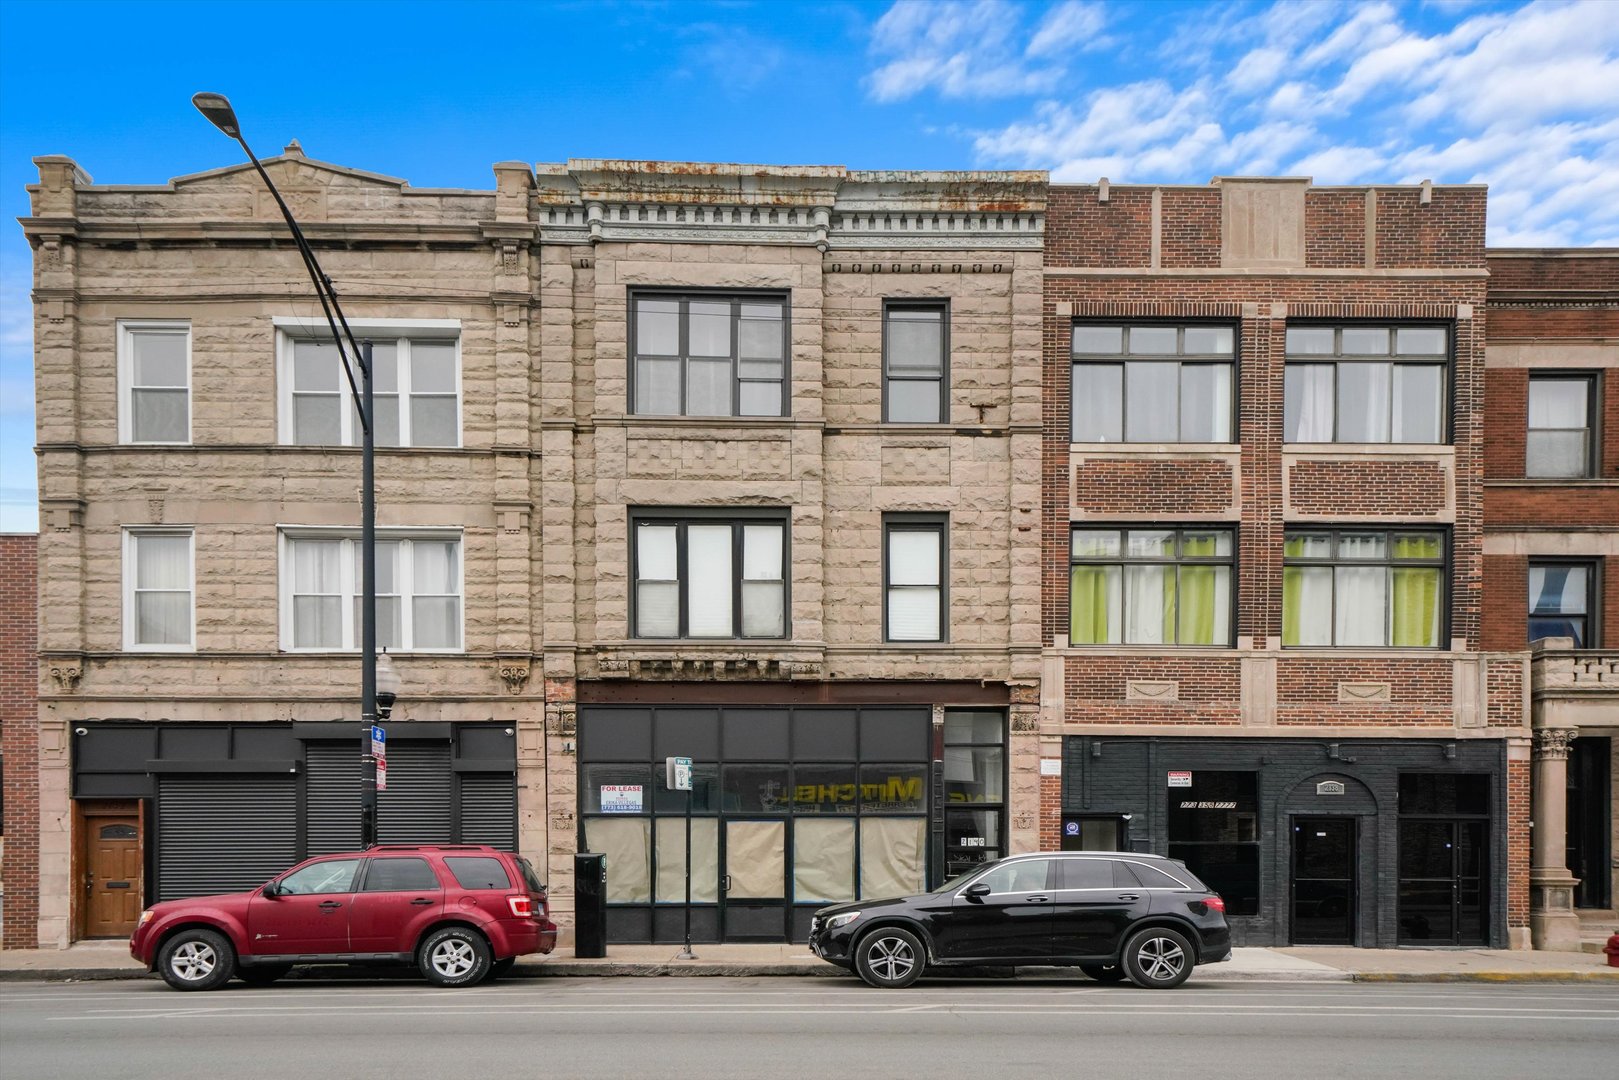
[194,91,384,848]
[376,651,402,721]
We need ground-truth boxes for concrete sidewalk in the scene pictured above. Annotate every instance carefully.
[3,939,1615,983]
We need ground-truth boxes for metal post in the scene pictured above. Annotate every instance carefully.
[676,785,695,960]
[359,339,378,849]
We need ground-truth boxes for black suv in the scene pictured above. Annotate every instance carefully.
[808,851,1230,989]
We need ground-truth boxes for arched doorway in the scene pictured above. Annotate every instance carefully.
[1282,773,1374,946]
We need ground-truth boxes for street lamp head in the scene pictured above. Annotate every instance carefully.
[375,649,402,719]
[192,92,242,139]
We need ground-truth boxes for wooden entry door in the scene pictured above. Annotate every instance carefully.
[81,805,143,938]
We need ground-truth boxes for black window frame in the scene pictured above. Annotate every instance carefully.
[1282,527,1450,648]
[1070,321,1239,444]
[1067,525,1239,647]
[882,299,950,424]
[1526,371,1599,479]
[1165,770,1261,916]
[942,709,1007,879]
[1283,322,1453,445]
[356,855,442,893]
[629,508,790,641]
[627,289,791,419]
[1528,558,1601,648]
[883,513,948,644]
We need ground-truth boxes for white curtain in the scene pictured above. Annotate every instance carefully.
[1180,364,1232,442]
[741,524,784,636]
[134,534,191,645]
[1124,564,1172,644]
[1072,364,1122,442]
[1338,363,1391,442]
[636,525,679,637]
[292,539,341,648]
[411,541,460,649]
[1392,365,1442,443]
[859,818,925,899]
[794,819,857,903]
[1334,566,1387,646]
[686,525,734,636]
[1283,566,1333,646]
[655,818,719,903]
[887,530,941,640]
[1285,364,1334,442]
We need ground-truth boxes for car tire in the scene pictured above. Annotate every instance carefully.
[1121,927,1194,989]
[483,956,518,983]
[854,927,925,989]
[157,928,236,992]
[1080,962,1127,983]
[418,926,491,988]
[237,964,292,986]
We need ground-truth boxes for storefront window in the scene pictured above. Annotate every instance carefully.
[860,817,927,898]
[789,764,859,814]
[584,817,651,903]
[1167,771,1260,916]
[722,764,792,813]
[793,818,857,902]
[859,763,926,813]
[654,818,719,903]
[942,710,1007,879]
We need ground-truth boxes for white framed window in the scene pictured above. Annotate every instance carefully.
[279,529,464,652]
[275,319,462,448]
[117,321,191,444]
[123,529,195,651]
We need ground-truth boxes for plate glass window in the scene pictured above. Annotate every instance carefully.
[1071,324,1234,443]
[126,530,194,649]
[1069,528,1234,645]
[1526,375,1594,478]
[1528,561,1595,647]
[1284,325,1447,443]
[285,334,460,448]
[886,518,945,642]
[1167,771,1259,915]
[281,532,463,651]
[633,516,786,639]
[885,302,947,423]
[121,323,190,444]
[632,295,787,417]
[1283,529,1445,647]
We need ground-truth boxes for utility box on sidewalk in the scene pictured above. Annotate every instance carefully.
[574,853,608,958]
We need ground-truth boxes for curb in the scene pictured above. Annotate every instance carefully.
[1350,971,1619,984]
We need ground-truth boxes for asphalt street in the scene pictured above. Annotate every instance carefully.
[2,976,1615,1080]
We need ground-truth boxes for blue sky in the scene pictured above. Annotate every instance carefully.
[2,0,1616,531]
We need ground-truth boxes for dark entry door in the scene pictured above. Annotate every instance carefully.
[1291,817,1356,945]
[82,809,143,938]
[1398,819,1487,945]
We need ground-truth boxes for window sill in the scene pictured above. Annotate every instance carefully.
[1284,443,1454,456]
[1069,443,1240,455]
[1485,477,1617,486]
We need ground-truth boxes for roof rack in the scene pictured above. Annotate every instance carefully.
[364,844,501,852]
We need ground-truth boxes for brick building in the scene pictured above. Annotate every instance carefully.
[1481,249,1617,949]
[2,533,39,947]
[16,151,1043,946]
[1038,178,1533,948]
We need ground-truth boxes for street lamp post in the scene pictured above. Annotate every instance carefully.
[193,92,385,848]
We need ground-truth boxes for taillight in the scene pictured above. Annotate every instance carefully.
[507,894,535,918]
[1204,895,1226,913]
[539,892,550,918]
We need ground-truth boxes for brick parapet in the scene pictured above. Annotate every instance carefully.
[1,534,40,949]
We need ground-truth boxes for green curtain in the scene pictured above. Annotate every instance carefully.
[1070,566,1114,644]
[1391,567,1440,646]
[1179,566,1217,644]
[1282,567,1306,646]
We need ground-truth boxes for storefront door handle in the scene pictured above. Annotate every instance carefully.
[722,875,732,893]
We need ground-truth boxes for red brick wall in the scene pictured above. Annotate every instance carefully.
[1485,656,1525,728]
[1039,773,1061,852]
[1482,554,1529,652]
[1305,191,1366,269]
[1274,656,1457,726]
[1,534,39,949]
[1507,757,1530,931]
[1288,459,1448,516]
[1488,253,1619,294]
[1072,458,1235,515]
[1483,369,1528,480]
[1065,657,1243,725]
[1045,186,1151,269]
[1160,189,1221,268]
[1374,189,1488,269]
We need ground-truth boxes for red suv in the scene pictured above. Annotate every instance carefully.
[131,845,558,991]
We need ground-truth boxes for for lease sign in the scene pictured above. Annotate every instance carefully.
[600,785,643,813]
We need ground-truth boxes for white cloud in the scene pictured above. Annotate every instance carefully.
[1227,47,1289,93]
[1026,1,1108,58]
[867,0,1065,101]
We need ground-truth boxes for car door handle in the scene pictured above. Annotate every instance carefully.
[1025,895,1051,903]
[409,898,434,906]
[319,900,343,911]
[1117,894,1140,901]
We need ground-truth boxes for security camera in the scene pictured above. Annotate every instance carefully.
[75,727,88,736]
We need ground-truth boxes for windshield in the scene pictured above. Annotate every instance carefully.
[937,864,992,894]
[516,856,547,894]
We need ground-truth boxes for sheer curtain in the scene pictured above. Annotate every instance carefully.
[411,540,461,649]
[291,539,341,648]
[1338,363,1391,442]
[1282,566,1332,646]
[134,534,191,645]
[1285,365,1334,442]
[1069,565,1120,644]
[1124,564,1174,644]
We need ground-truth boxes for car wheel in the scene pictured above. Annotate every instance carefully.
[237,964,292,986]
[157,928,236,992]
[417,926,491,988]
[854,927,925,989]
[1121,927,1194,989]
[1080,962,1127,983]
[483,956,518,983]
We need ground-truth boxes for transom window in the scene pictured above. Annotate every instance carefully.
[1527,374,1596,478]
[1071,324,1235,443]
[1529,561,1597,647]
[280,330,461,447]
[1069,528,1234,646]
[280,530,463,651]
[633,514,787,639]
[884,301,948,423]
[1284,325,1447,443]
[1283,529,1445,647]
[118,321,191,444]
[631,294,787,417]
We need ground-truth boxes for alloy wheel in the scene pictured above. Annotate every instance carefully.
[868,935,915,983]
[1134,936,1185,982]
[431,939,476,979]
[170,940,217,982]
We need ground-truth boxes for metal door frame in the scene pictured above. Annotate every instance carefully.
[1288,814,1358,946]
[1397,817,1489,946]
[719,816,789,942]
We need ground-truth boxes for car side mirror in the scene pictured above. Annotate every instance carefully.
[262,882,283,899]
[964,882,992,901]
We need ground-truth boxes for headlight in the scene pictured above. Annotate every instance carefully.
[824,911,861,930]
[137,910,155,927]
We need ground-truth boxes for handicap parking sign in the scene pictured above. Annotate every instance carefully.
[1064,821,1080,836]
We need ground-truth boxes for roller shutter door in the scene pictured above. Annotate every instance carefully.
[304,742,454,847]
[304,744,361,856]
[156,777,297,902]
[459,773,517,849]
